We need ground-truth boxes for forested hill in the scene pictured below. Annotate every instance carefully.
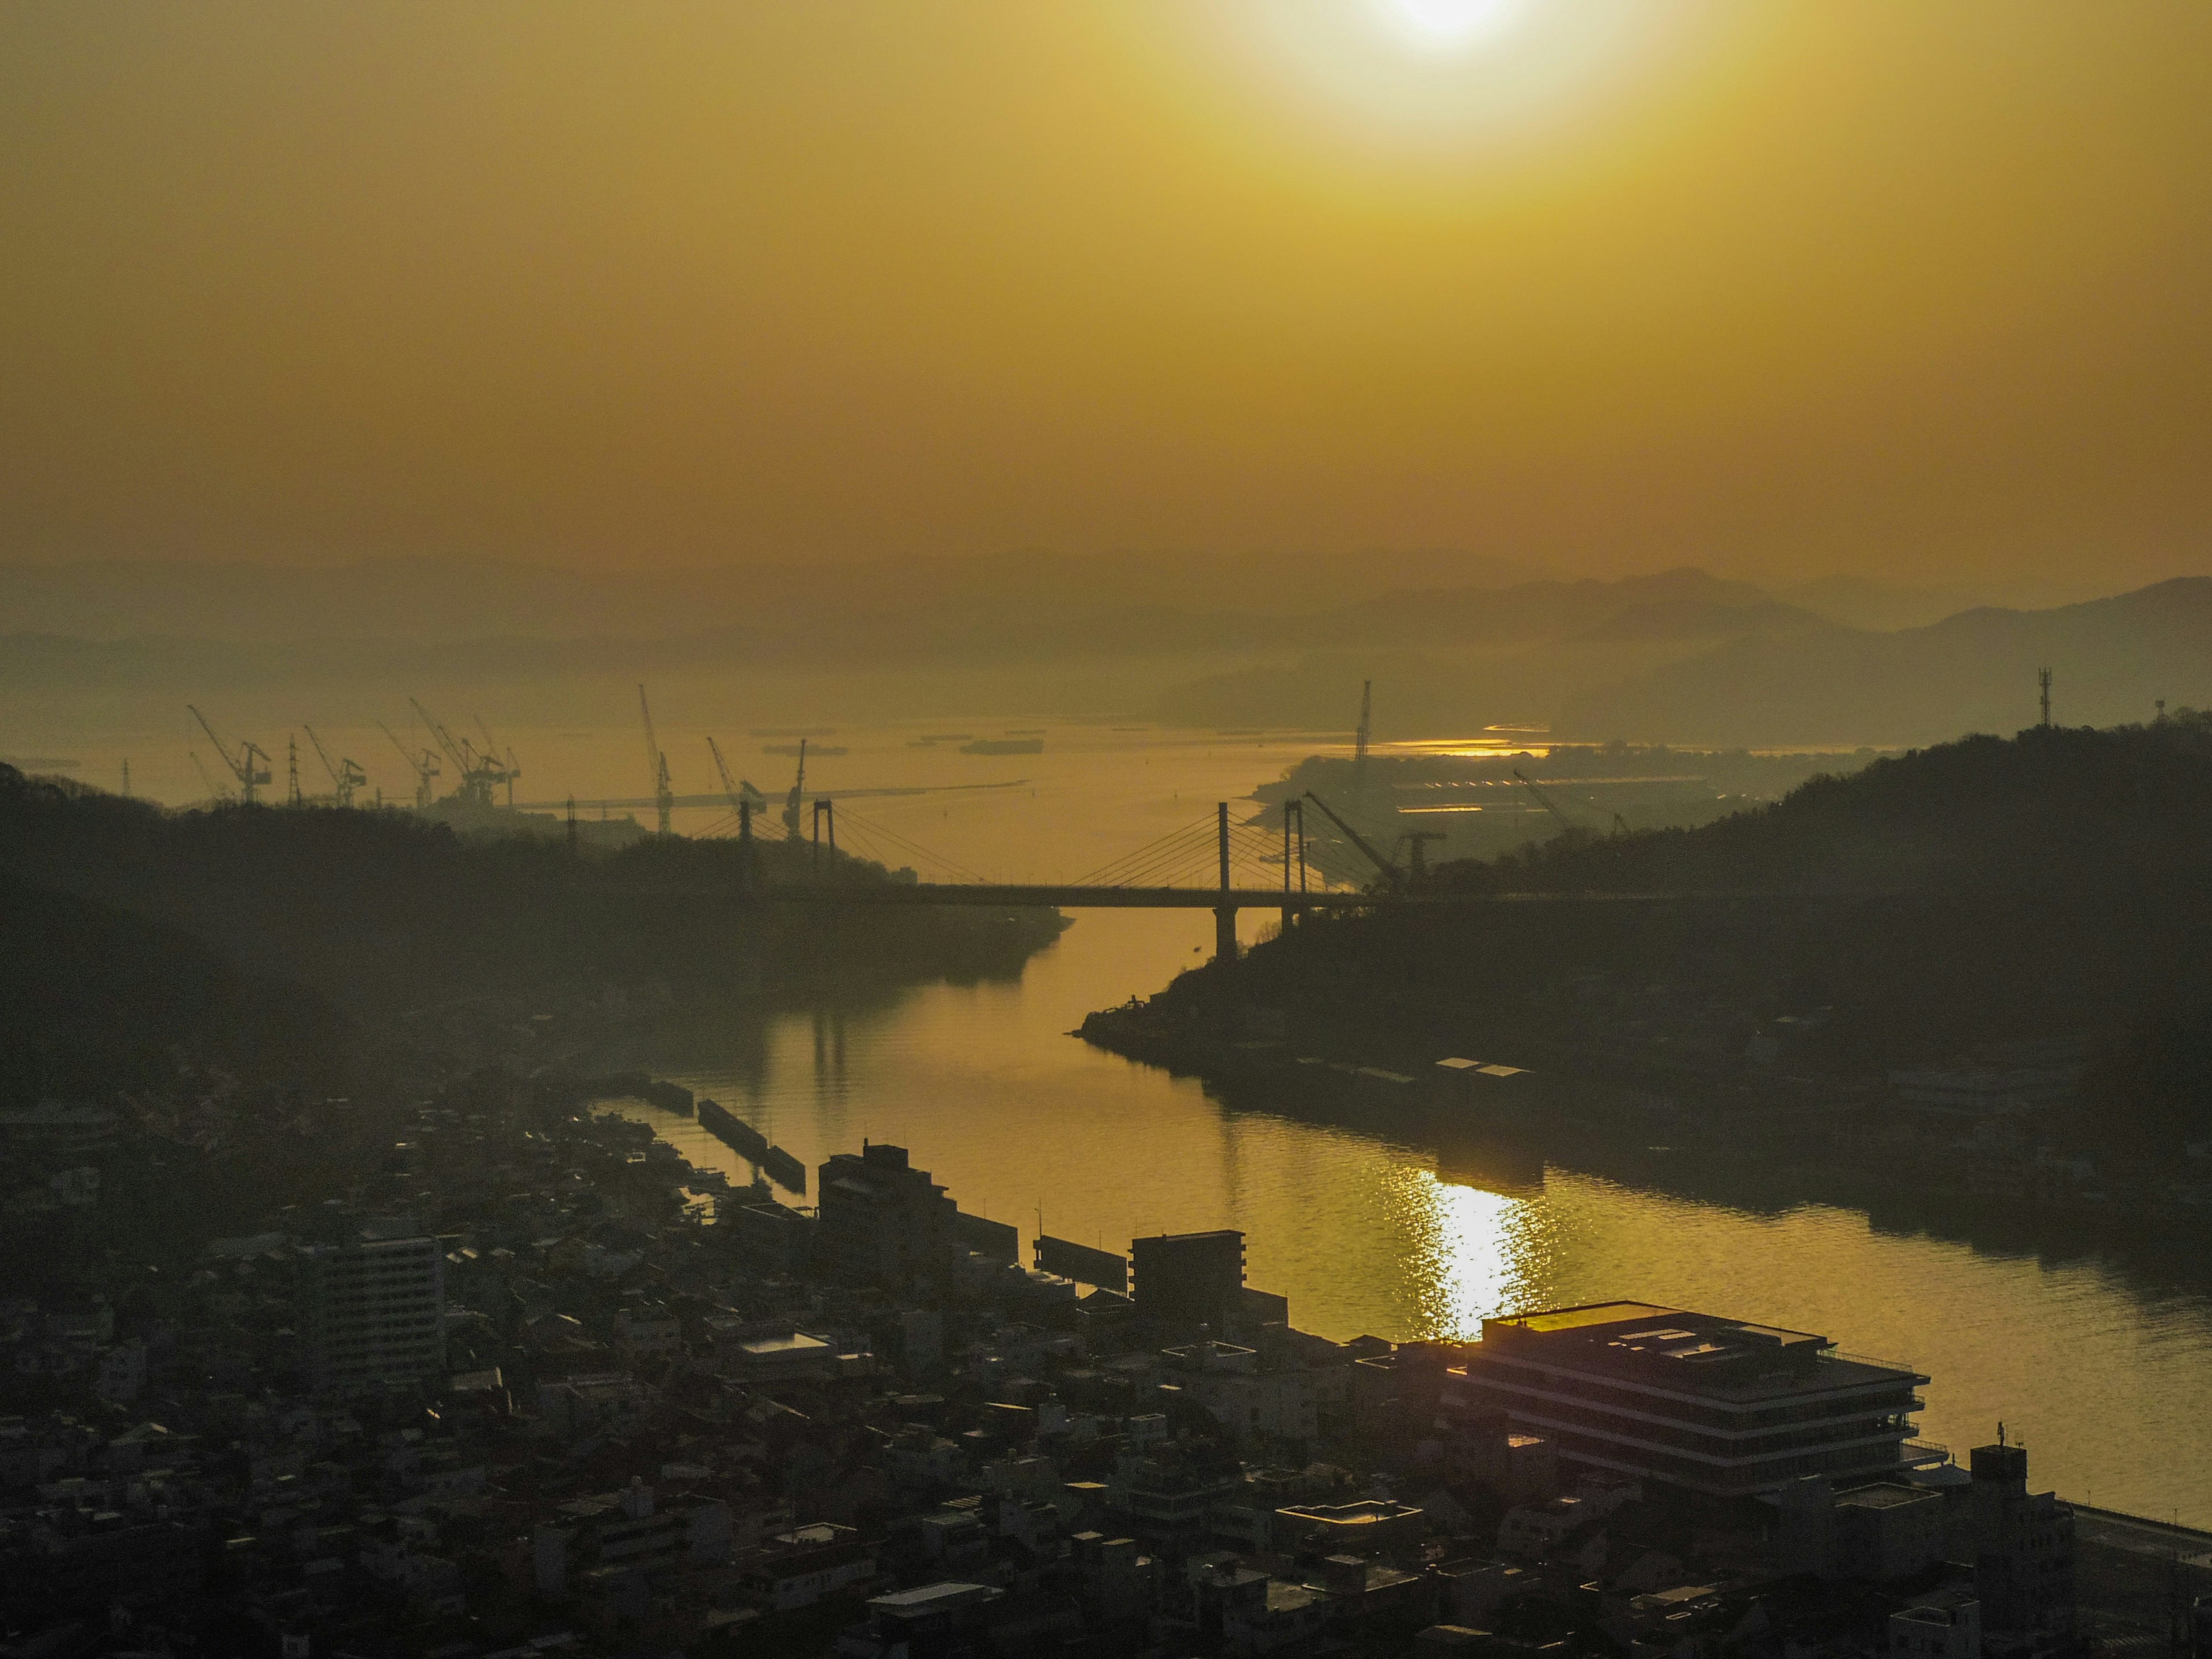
[0,766,1062,1016]
[1173,718,2212,1081]
[1442,717,2212,900]
[0,872,345,1105]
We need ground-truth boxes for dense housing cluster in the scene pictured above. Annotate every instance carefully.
[2,1062,2180,1659]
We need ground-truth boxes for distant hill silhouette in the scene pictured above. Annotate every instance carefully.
[0,767,1061,1019]
[1562,579,2212,744]
[0,870,346,1105]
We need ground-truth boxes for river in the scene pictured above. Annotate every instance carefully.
[92,705,2211,1522]
[565,717,2212,1527]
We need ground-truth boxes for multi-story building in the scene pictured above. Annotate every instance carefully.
[301,1234,445,1394]
[1442,1301,1941,1499]
[1130,1230,1245,1331]
[1968,1441,2075,1643]
[817,1143,959,1286]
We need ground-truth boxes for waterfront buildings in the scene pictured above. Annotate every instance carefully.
[817,1142,959,1286]
[1130,1229,1245,1331]
[1443,1300,1941,1498]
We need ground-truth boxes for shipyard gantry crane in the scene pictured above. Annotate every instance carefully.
[1513,768,1626,839]
[378,720,440,808]
[637,685,674,835]
[303,725,367,808]
[187,706,271,805]
[1302,788,1407,895]
[705,736,766,826]
[408,697,514,809]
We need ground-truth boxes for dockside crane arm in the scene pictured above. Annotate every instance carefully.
[408,698,473,779]
[1513,768,1619,838]
[637,685,675,834]
[302,724,366,806]
[378,719,439,806]
[189,750,229,803]
[303,724,342,787]
[706,736,765,815]
[1302,789,1406,893]
[188,704,270,799]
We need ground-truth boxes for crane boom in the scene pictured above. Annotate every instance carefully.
[189,750,229,804]
[708,734,767,817]
[378,720,440,808]
[1512,768,1576,832]
[1514,768,1624,838]
[1302,789,1404,893]
[408,698,472,779]
[188,704,270,804]
[302,724,368,807]
[637,685,674,835]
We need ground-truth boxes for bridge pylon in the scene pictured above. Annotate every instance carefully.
[1214,801,1238,963]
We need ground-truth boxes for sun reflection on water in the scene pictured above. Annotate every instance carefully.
[1396,1166,1552,1340]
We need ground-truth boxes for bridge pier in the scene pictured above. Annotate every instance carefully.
[1214,904,1238,964]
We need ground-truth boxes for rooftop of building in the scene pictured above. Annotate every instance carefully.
[1836,1482,1940,1510]
[1276,1499,1424,1528]
[1472,1302,1926,1397]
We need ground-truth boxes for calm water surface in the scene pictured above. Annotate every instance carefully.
[105,707,2205,1522]
[624,911,2212,1529]
[73,706,2212,1516]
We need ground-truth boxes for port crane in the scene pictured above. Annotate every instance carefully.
[302,725,367,808]
[476,717,521,806]
[1513,768,1627,838]
[637,685,674,835]
[705,736,766,825]
[378,720,440,808]
[408,697,515,809]
[1302,789,1407,895]
[187,706,271,805]
[188,750,230,804]
[781,738,808,841]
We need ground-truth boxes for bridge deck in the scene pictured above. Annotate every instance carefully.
[758,883,1677,909]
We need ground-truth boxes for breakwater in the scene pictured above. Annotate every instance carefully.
[698,1096,808,1193]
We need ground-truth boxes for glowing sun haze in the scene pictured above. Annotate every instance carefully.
[1,1,2208,592]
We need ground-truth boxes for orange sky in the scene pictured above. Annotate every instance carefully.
[2,1,2208,587]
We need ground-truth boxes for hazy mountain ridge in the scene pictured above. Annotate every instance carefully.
[1564,577,2212,744]
[3,562,2202,751]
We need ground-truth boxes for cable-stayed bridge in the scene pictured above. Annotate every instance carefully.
[686,794,1681,962]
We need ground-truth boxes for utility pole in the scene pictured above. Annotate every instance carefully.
[2039,667,2052,729]
[1214,801,1237,964]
